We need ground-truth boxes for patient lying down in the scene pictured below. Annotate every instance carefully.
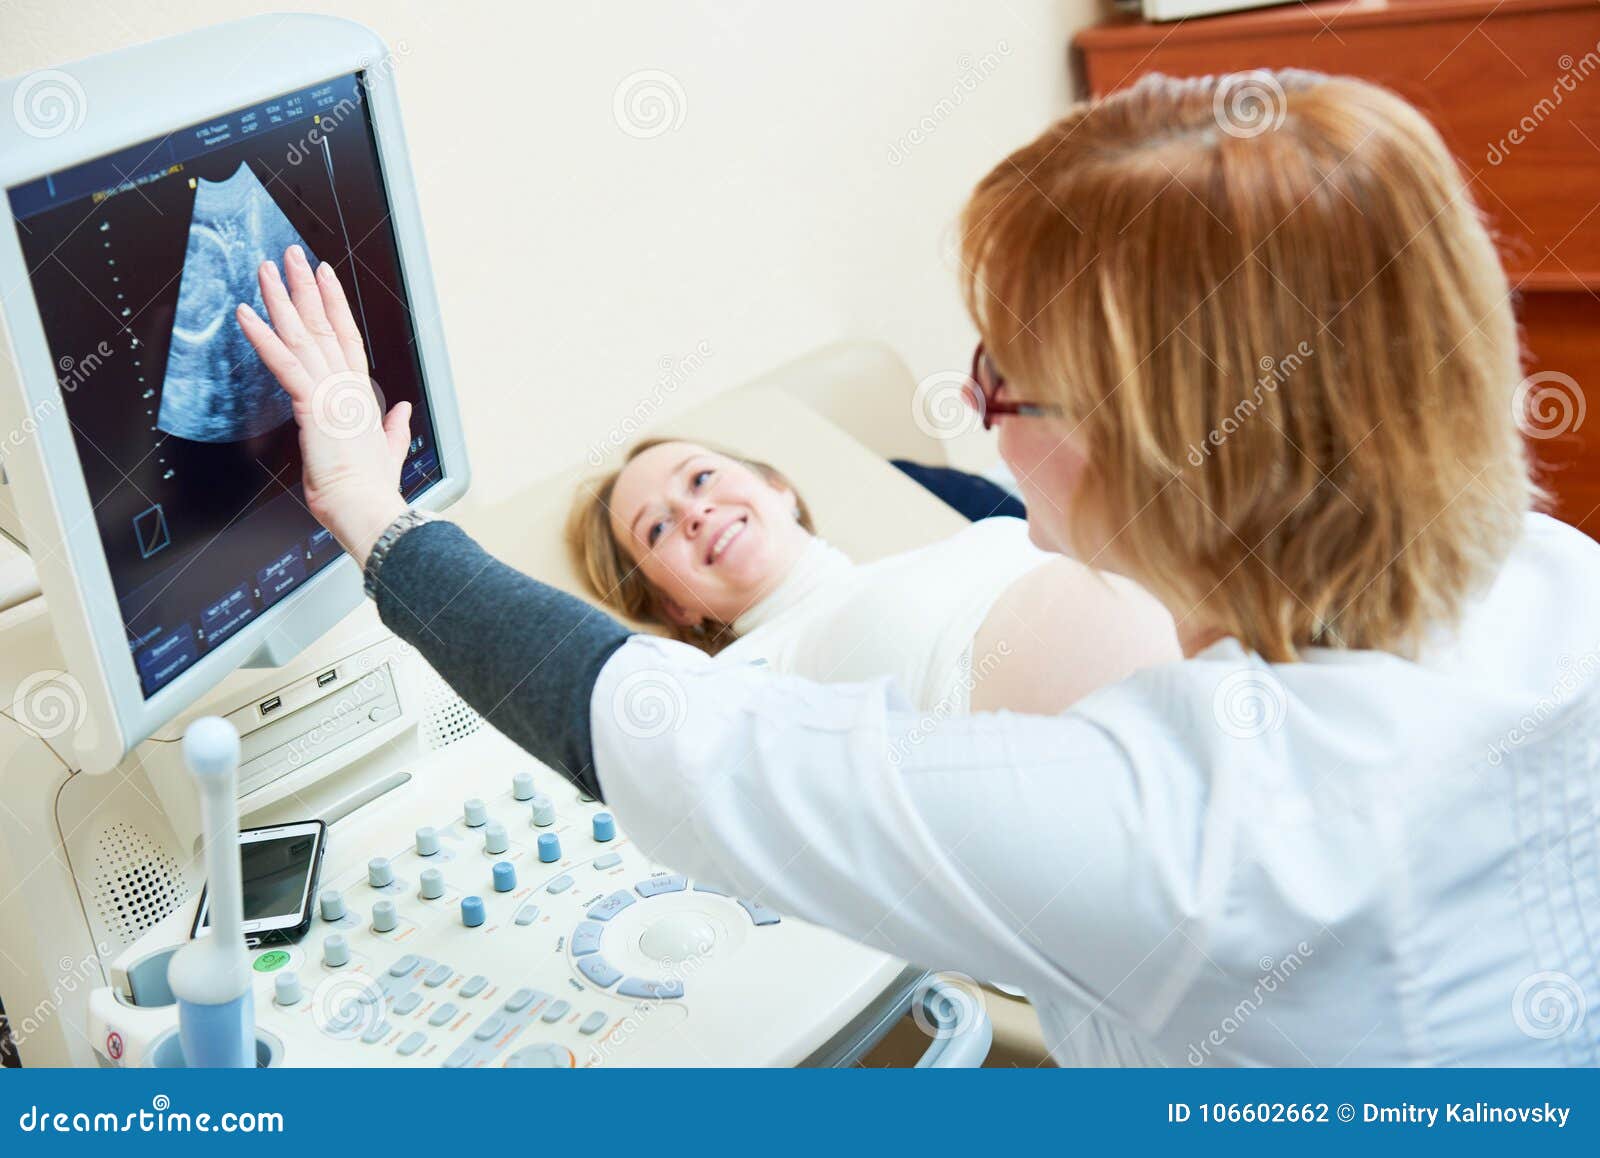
[567,438,1179,716]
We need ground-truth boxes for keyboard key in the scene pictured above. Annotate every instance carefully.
[541,999,571,1023]
[570,920,604,957]
[545,874,574,895]
[393,992,423,1015]
[442,1043,475,1069]
[737,898,782,926]
[424,963,453,987]
[360,1019,391,1044]
[593,852,622,870]
[587,891,636,921]
[503,987,537,1013]
[387,954,419,977]
[459,974,488,998]
[514,903,541,925]
[473,1015,505,1041]
[396,1032,427,1057]
[616,977,685,1000]
[692,882,729,896]
[635,874,687,898]
[579,1011,607,1035]
[576,955,622,988]
[428,1002,458,1026]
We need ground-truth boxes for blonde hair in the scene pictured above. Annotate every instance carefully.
[565,437,816,653]
[961,70,1536,661]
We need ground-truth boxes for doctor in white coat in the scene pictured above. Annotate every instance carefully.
[238,69,1600,1065]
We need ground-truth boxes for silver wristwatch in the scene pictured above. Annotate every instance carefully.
[362,508,436,600]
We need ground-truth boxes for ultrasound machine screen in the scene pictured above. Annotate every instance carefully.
[6,72,442,699]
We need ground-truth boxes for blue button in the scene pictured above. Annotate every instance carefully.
[388,954,419,977]
[593,852,622,870]
[592,812,615,842]
[579,1011,607,1035]
[474,1015,505,1041]
[541,999,571,1023]
[692,882,729,896]
[538,833,561,863]
[635,874,687,897]
[616,977,685,1000]
[737,898,782,926]
[459,975,488,998]
[514,903,541,925]
[493,861,517,892]
[503,988,537,1013]
[424,964,453,987]
[393,992,422,1015]
[442,1043,475,1069]
[428,1003,458,1027]
[360,1019,391,1045]
[587,891,636,921]
[576,955,622,988]
[570,921,604,957]
[460,896,485,928]
[545,874,573,895]
[396,1032,427,1057]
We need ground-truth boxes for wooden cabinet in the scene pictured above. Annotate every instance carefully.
[1075,0,1600,536]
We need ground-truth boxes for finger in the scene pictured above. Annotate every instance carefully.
[383,401,413,468]
[316,260,369,375]
[258,259,331,380]
[236,303,318,404]
[283,245,344,366]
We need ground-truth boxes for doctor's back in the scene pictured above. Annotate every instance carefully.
[996,512,1600,1066]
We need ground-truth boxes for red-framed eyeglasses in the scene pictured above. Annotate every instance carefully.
[965,343,1063,431]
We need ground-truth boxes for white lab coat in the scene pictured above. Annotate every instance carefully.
[592,513,1600,1065]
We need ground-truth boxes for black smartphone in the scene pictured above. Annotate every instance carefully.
[190,819,327,947]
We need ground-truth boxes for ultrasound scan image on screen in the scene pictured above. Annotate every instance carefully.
[7,74,443,698]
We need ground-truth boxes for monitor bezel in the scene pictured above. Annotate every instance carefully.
[0,15,469,773]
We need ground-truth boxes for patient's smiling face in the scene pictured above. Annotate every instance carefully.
[609,441,812,629]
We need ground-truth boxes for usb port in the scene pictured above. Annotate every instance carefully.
[259,696,282,717]
[316,669,338,688]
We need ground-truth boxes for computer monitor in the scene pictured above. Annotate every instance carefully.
[0,16,468,773]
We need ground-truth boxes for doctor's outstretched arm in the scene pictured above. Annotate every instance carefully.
[238,251,1209,1032]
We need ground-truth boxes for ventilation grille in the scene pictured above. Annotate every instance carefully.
[421,666,484,750]
[91,821,188,946]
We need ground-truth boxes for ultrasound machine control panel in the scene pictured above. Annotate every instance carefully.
[0,16,925,1068]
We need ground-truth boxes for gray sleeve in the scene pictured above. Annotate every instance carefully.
[367,519,632,799]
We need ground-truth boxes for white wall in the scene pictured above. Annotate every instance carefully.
[1,0,1097,510]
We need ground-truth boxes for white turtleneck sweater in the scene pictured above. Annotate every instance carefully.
[716,516,1052,714]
